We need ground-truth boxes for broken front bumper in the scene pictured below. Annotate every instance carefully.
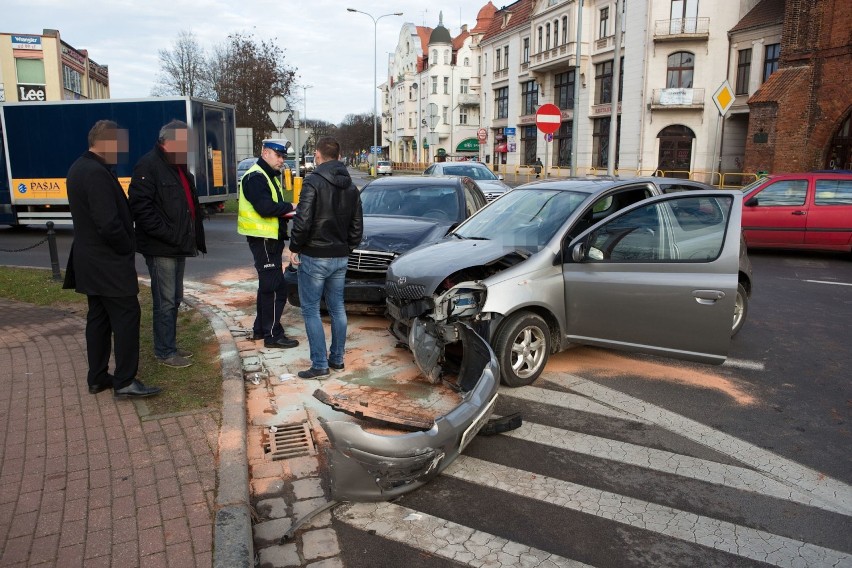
[317,322,499,501]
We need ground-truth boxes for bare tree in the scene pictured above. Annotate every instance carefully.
[151,30,212,98]
[335,113,375,162]
[209,33,297,154]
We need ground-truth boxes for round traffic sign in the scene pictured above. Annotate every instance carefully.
[535,103,562,135]
[477,128,488,142]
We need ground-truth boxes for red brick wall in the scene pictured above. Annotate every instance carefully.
[745,0,852,173]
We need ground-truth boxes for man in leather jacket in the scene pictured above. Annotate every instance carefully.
[129,120,206,368]
[290,137,363,378]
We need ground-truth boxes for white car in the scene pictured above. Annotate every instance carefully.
[423,161,511,201]
[376,160,393,175]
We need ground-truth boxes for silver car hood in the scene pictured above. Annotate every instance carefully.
[475,179,511,193]
[387,237,518,294]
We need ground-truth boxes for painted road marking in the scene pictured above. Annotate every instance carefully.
[804,279,852,287]
[503,420,832,512]
[559,376,852,515]
[722,358,765,371]
[337,501,593,568]
[499,385,650,423]
[446,456,851,568]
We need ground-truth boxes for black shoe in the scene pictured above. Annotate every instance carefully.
[298,367,330,379]
[329,362,345,371]
[114,380,162,400]
[88,383,111,394]
[264,336,299,349]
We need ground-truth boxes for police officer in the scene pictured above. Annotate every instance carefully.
[238,139,299,348]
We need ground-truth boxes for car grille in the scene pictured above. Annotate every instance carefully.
[348,250,396,273]
[386,281,426,300]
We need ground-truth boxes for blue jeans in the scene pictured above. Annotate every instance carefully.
[144,255,185,359]
[297,255,348,370]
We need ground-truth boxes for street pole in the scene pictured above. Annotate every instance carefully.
[607,0,622,176]
[570,0,584,177]
[347,9,402,176]
[303,84,313,154]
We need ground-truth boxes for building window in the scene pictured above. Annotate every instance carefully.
[555,70,575,109]
[735,48,751,95]
[432,49,438,65]
[503,46,509,69]
[443,106,449,124]
[554,20,559,46]
[538,27,543,53]
[671,0,700,33]
[63,65,84,95]
[461,79,469,94]
[444,77,449,94]
[562,16,568,44]
[599,7,610,39]
[444,50,449,64]
[546,23,552,50]
[15,58,46,85]
[409,114,414,128]
[556,121,572,166]
[521,80,539,115]
[459,108,468,125]
[464,57,470,66]
[763,43,780,82]
[495,87,509,119]
[522,125,538,165]
[593,116,620,168]
[496,48,502,71]
[595,60,614,104]
[523,38,530,63]
[666,51,694,88]
[431,76,438,94]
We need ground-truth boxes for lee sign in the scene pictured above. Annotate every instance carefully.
[18,85,46,101]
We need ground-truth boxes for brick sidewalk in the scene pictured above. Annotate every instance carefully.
[0,298,218,567]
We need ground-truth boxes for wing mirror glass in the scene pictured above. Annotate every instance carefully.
[571,242,585,262]
[745,196,758,207]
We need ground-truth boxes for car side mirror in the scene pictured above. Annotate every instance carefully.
[571,242,585,262]
[745,196,759,207]
[497,174,504,180]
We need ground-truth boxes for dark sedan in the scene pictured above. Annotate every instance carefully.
[287,176,488,311]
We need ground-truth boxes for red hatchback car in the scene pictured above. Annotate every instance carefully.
[741,171,852,253]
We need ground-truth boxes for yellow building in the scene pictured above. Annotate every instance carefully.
[0,28,109,103]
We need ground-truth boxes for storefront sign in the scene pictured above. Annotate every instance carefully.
[61,43,87,67]
[456,138,480,152]
[17,84,46,101]
[90,61,109,81]
[11,35,42,50]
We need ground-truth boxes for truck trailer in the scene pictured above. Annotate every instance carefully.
[0,97,237,226]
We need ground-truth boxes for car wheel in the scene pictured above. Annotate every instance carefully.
[494,312,550,387]
[732,283,748,337]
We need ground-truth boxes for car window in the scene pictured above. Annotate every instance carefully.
[424,165,435,175]
[442,164,497,181]
[583,195,733,262]
[360,184,460,221]
[462,179,487,217]
[753,179,807,206]
[814,179,852,205]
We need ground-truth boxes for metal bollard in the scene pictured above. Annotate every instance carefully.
[46,221,62,281]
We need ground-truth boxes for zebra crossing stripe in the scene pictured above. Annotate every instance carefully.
[336,501,594,568]
[559,376,852,515]
[446,456,851,568]
[499,385,650,423]
[503,420,835,513]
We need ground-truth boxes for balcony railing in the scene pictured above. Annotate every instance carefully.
[492,68,509,80]
[654,18,710,40]
[457,93,480,106]
[529,42,578,71]
[650,87,705,109]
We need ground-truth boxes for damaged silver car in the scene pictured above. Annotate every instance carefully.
[386,178,751,387]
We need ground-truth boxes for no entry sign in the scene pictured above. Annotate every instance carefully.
[535,104,562,135]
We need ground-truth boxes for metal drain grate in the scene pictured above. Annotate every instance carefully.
[265,422,316,461]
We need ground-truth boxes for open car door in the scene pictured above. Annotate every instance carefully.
[562,191,742,364]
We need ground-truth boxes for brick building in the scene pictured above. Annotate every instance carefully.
[744,0,852,172]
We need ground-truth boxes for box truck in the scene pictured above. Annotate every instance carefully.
[0,97,237,226]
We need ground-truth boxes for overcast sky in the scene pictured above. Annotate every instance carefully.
[3,0,486,125]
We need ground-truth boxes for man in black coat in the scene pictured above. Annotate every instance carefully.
[129,120,206,368]
[65,120,162,399]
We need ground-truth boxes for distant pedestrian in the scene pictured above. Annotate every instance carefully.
[129,120,206,368]
[238,139,300,348]
[534,157,543,178]
[65,120,162,399]
[290,137,363,379]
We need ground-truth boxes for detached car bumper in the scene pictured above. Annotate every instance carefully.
[317,322,499,501]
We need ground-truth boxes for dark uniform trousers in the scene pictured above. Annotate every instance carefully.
[86,294,141,390]
[248,236,288,340]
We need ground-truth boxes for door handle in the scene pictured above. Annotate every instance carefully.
[692,289,725,305]
[791,211,806,216]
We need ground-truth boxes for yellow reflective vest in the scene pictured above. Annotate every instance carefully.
[238,164,281,238]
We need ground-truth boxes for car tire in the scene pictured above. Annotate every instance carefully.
[732,283,748,337]
[494,311,550,387]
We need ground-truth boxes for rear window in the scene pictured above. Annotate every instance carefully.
[360,183,459,221]
[378,161,391,166]
[815,179,852,205]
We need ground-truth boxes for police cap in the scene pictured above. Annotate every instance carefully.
[262,138,291,156]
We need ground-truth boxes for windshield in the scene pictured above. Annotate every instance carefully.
[441,164,498,181]
[455,189,587,252]
[361,183,460,221]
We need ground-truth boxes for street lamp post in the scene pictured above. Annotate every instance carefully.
[347,8,402,176]
[302,84,313,154]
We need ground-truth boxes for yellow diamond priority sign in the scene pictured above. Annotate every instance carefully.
[712,81,734,116]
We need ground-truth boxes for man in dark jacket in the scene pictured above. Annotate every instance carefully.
[65,120,161,399]
[129,120,206,368]
[290,137,363,378]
